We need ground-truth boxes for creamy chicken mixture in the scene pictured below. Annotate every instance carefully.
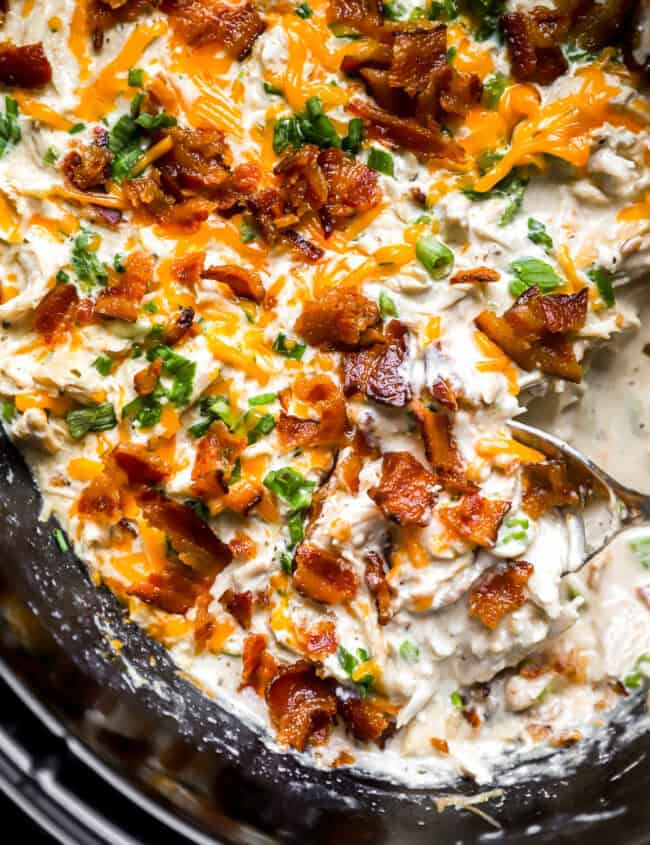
[0,0,649,786]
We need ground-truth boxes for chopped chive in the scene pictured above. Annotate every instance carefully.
[53,528,69,553]
[367,147,394,176]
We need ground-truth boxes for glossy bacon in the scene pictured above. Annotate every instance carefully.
[365,551,392,625]
[328,0,384,34]
[158,126,231,195]
[62,144,113,191]
[137,489,233,572]
[521,459,580,518]
[77,467,125,524]
[33,283,79,337]
[295,288,380,350]
[89,0,153,50]
[388,26,447,97]
[343,320,412,407]
[369,451,437,526]
[450,267,500,285]
[171,252,205,288]
[240,633,278,694]
[127,565,208,615]
[265,662,337,751]
[411,399,470,491]
[202,264,265,302]
[219,588,253,628]
[469,561,534,630]
[304,621,338,660]
[164,305,195,346]
[475,287,588,383]
[161,0,266,59]
[191,420,245,499]
[133,357,163,396]
[338,694,393,745]
[247,188,324,262]
[502,8,569,85]
[222,479,263,514]
[95,251,154,322]
[112,442,170,485]
[294,543,358,605]
[439,492,510,547]
[0,42,52,87]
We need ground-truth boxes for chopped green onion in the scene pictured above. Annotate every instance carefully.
[295,1,312,16]
[273,333,306,360]
[247,412,276,444]
[450,690,464,709]
[587,266,615,308]
[630,537,650,569]
[93,355,113,376]
[263,466,315,511]
[71,230,109,291]
[263,82,283,96]
[66,403,117,439]
[399,640,420,663]
[128,67,145,87]
[527,218,554,254]
[0,97,21,159]
[1,399,16,423]
[239,218,259,243]
[43,145,59,165]
[249,392,277,406]
[367,147,394,176]
[482,73,508,110]
[509,257,562,298]
[69,122,85,134]
[378,290,397,319]
[53,528,69,553]
[416,234,454,279]
[341,117,363,155]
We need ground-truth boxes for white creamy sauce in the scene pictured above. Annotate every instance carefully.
[0,0,649,790]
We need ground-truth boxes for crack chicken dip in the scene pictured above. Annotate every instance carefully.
[0,0,649,786]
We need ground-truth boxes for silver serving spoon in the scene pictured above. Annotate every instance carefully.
[510,420,650,568]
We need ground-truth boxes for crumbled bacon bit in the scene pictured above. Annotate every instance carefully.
[137,489,232,572]
[266,662,337,751]
[62,144,113,192]
[127,565,208,615]
[158,126,231,194]
[369,451,437,526]
[338,694,394,745]
[463,706,482,728]
[78,469,124,523]
[191,420,245,499]
[202,264,265,302]
[502,8,569,85]
[89,0,153,50]
[33,283,79,337]
[365,551,392,625]
[248,188,324,262]
[349,99,463,159]
[521,459,580,518]
[295,287,380,350]
[219,588,253,629]
[331,750,356,768]
[222,479,263,514]
[95,251,154,323]
[240,633,278,694]
[439,492,510,547]
[164,306,195,346]
[450,267,500,285]
[475,286,588,383]
[134,357,163,396]
[388,26,447,97]
[229,529,257,560]
[0,42,52,87]
[171,252,205,288]
[304,621,338,660]
[161,0,266,59]
[430,737,449,754]
[112,442,170,485]
[278,374,347,450]
[469,560,534,630]
[294,543,358,605]
[328,0,383,35]
[343,319,412,407]
[411,399,470,491]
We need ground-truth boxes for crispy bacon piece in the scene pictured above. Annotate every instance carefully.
[171,252,205,288]
[338,694,394,745]
[277,375,347,449]
[343,319,412,407]
[219,588,253,628]
[502,8,569,85]
[521,459,580,518]
[123,172,175,220]
[158,126,231,194]
[266,662,337,751]
[388,26,447,97]
[112,442,170,485]
[439,492,510,547]
[475,286,588,383]
[247,188,324,262]
[240,633,278,694]
[127,565,208,615]
[222,479,263,514]
[450,267,500,285]
[134,357,163,396]
[328,0,384,34]
[89,0,154,50]
[137,489,232,572]
[411,399,470,492]
[161,0,266,59]
[78,469,124,524]
[369,451,437,526]
[469,561,534,630]
[202,264,265,302]
[295,287,380,350]
[350,99,463,158]
[164,306,195,346]
[191,420,246,499]
[304,621,338,660]
[62,144,113,192]
[365,551,392,625]
[294,543,358,605]
[33,283,79,337]
[0,42,52,87]
[95,252,154,322]
[431,737,450,754]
